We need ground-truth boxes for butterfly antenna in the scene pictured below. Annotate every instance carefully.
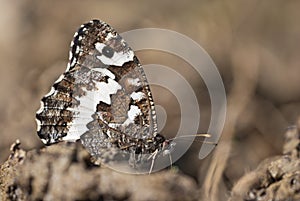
[172,133,211,139]
[170,133,218,146]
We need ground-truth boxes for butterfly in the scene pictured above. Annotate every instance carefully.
[35,19,175,173]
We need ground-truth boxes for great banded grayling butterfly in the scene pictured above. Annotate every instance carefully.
[35,19,177,173]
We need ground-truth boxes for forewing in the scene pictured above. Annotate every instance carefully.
[36,20,158,146]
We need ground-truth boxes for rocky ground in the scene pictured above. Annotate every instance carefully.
[0,118,299,201]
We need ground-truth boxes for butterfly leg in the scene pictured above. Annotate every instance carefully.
[148,149,158,174]
[129,151,139,169]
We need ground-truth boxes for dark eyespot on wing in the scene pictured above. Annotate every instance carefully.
[102,45,114,58]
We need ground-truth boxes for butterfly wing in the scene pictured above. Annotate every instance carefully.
[36,20,158,150]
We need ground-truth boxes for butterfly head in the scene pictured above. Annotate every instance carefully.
[153,134,176,156]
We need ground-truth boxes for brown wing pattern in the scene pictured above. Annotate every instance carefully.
[36,20,158,148]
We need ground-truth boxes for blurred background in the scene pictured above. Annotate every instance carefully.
[1,0,300,199]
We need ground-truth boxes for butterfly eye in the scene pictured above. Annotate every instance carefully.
[102,45,114,58]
